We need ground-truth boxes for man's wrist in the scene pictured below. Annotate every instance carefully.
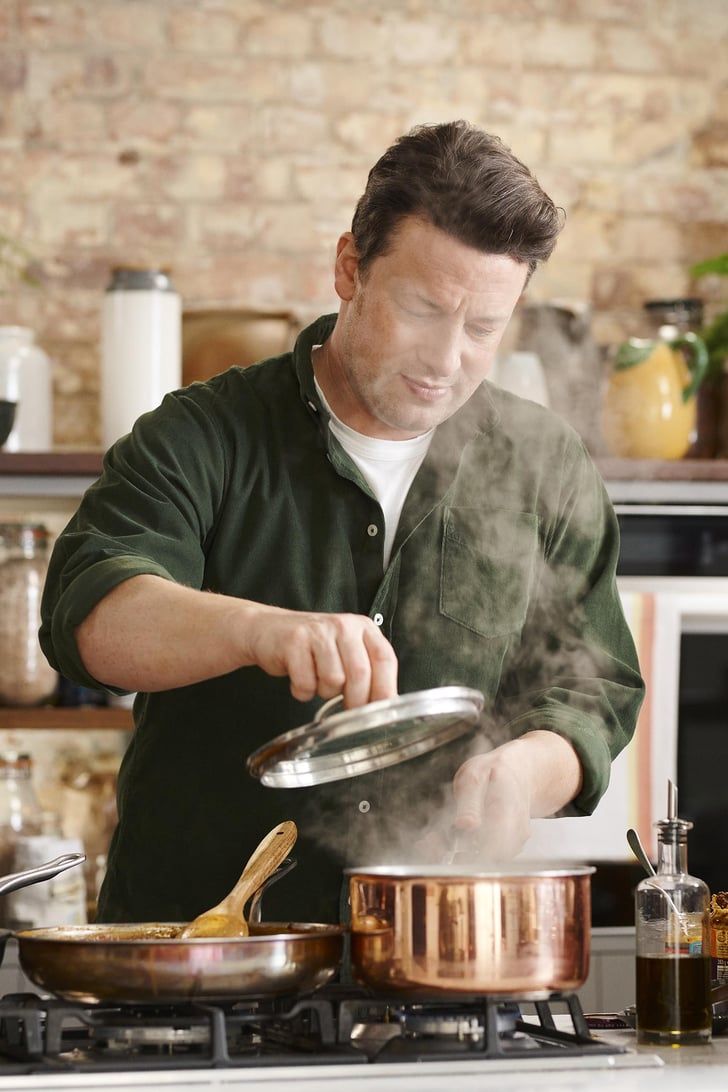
[223,597,265,667]
[505,729,583,818]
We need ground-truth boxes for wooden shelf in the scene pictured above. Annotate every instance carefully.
[4,451,728,483]
[0,451,105,498]
[0,706,133,730]
[0,451,104,476]
[595,457,728,481]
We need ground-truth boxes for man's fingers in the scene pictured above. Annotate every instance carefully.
[362,624,398,702]
[287,641,319,702]
[335,627,373,709]
[452,757,490,831]
[452,753,532,860]
[256,610,398,708]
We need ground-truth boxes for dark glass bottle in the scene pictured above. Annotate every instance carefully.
[635,782,711,1045]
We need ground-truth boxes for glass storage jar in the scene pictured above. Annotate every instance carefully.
[0,326,53,452]
[0,522,58,705]
[0,751,43,925]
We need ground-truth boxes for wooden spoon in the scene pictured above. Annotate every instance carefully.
[179,820,297,939]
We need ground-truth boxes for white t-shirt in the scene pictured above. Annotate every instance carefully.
[314,376,433,568]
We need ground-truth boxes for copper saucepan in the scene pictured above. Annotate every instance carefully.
[347,864,594,998]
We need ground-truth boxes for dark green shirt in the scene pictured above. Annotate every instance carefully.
[40,314,644,923]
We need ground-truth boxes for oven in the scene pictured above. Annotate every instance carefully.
[615,497,728,910]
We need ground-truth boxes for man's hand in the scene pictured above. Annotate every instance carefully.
[447,730,584,861]
[452,747,532,859]
[237,603,398,708]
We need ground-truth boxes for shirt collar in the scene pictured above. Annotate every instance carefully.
[293,313,337,417]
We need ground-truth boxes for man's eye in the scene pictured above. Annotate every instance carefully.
[402,303,431,317]
[469,326,494,339]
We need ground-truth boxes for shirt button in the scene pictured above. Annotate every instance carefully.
[373,613,384,627]
[358,800,371,814]
[367,524,379,537]
[307,400,318,413]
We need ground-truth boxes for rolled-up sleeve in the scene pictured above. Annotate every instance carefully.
[495,438,644,815]
[39,387,228,691]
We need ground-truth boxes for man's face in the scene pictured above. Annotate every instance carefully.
[326,216,529,440]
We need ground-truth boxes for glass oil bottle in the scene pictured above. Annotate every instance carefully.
[635,781,711,1044]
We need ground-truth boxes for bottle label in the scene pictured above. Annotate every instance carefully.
[710,927,728,981]
[665,938,703,956]
[710,893,728,981]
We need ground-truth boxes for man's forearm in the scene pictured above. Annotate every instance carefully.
[75,574,257,691]
[74,574,399,705]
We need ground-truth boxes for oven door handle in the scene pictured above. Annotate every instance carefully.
[614,504,728,516]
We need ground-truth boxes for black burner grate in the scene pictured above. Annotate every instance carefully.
[0,988,625,1074]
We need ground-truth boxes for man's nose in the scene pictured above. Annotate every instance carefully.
[421,322,462,379]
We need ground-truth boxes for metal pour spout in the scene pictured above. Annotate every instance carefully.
[667,779,677,821]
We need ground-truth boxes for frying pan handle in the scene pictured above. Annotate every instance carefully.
[313,696,344,724]
[0,929,12,966]
[248,857,297,924]
[0,853,86,897]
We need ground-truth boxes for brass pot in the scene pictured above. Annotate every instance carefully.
[347,865,594,999]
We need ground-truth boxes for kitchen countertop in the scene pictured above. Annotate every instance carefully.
[0,1028,726,1092]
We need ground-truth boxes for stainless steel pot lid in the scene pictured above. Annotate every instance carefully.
[246,686,485,788]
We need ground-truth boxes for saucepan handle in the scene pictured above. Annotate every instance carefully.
[248,857,297,924]
[0,929,12,966]
[0,853,86,898]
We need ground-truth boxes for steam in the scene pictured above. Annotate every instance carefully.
[296,557,612,870]
[297,725,498,869]
[296,347,626,872]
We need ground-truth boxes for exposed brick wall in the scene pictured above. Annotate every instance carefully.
[1,0,727,446]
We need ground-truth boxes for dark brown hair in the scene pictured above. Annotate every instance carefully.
[351,120,563,278]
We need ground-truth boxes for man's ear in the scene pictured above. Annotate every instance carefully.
[334,232,360,302]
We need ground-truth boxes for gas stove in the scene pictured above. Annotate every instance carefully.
[0,985,657,1079]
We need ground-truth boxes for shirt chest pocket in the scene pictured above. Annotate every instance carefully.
[440,507,539,638]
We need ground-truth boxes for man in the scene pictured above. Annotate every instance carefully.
[40,121,644,924]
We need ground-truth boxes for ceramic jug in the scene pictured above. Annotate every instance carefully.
[602,301,709,460]
[491,351,550,407]
[516,302,602,449]
[0,327,52,452]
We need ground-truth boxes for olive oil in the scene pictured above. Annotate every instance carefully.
[634,781,711,1046]
[636,955,711,1043]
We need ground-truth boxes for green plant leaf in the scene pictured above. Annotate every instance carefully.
[614,341,655,370]
[701,311,728,378]
[690,253,728,279]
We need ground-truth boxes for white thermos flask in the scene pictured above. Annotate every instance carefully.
[101,267,181,449]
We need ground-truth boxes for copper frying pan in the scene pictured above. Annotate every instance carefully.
[13,920,344,1004]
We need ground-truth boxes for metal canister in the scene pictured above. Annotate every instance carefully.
[101,267,181,448]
